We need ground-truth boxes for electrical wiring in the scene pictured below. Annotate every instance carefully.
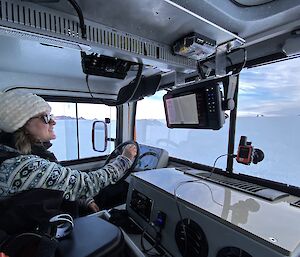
[173,153,237,256]
[140,221,163,256]
[173,179,223,257]
[85,74,94,98]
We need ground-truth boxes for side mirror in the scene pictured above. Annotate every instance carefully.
[92,121,108,152]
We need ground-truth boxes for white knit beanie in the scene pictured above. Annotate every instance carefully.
[0,91,51,133]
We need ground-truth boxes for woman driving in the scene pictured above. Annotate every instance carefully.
[0,91,137,207]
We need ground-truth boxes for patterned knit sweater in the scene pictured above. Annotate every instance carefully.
[0,144,132,201]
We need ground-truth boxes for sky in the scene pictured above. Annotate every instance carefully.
[237,57,300,117]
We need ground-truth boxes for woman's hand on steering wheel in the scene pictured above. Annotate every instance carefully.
[103,140,140,182]
[104,140,140,170]
[122,144,138,161]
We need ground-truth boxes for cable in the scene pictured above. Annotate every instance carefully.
[209,153,235,178]
[173,178,225,257]
[196,45,247,78]
[173,153,237,256]
[230,0,275,7]
[232,48,247,75]
[116,63,144,105]
[173,180,193,257]
[140,222,163,256]
[172,153,242,257]
[67,0,87,39]
[196,52,215,79]
[174,180,223,211]
[85,74,94,98]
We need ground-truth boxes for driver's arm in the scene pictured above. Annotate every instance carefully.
[2,155,132,201]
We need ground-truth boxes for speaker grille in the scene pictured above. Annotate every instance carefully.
[175,218,208,257]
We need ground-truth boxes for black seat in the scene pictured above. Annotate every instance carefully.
[58,214,125,257]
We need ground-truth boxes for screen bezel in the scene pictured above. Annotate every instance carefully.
[163,80,224,129]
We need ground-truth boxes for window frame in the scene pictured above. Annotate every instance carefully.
[43,95,119,164]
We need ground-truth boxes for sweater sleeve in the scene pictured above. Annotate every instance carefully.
[1,155,132,201]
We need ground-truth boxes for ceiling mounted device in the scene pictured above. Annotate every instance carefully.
[164,0,245,78]
[81,52,137,80]
[173,32,216,60]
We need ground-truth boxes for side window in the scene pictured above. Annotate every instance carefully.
[48,102,116,161]
[48,102,78,160]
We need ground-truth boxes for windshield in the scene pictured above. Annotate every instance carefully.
[136,57,300,188]
[136,91,230,170]
[234,57,300,187]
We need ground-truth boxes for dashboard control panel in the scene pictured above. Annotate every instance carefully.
[130,189,153,222]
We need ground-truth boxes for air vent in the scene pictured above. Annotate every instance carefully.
[196,173,264,192]
[175,219,208,257]
[0,0,196,70]
[290,200,300,208]
[191,172,288,201]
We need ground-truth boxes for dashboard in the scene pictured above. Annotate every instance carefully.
[127,168,300,257]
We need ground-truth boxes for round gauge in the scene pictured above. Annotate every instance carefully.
[134,151,159,171]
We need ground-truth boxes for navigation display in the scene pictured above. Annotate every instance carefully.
[165,94,199,125]
[163,83,225,130]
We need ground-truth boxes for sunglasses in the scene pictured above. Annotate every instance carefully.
[34,114,54,124]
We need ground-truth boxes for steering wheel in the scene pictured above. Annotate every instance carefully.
[103,140,140,175]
